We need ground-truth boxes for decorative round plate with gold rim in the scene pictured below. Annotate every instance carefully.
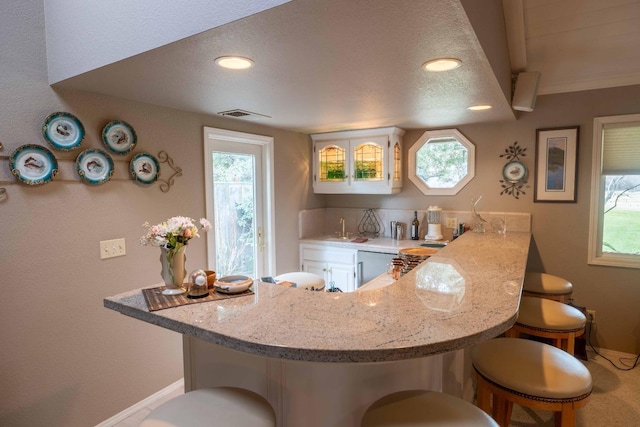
[42,112,85,151]
[102,120,137,155]
[10,144,58,186]
[502,160,527,183]
[130,152,159,184]
[76,149,114,185]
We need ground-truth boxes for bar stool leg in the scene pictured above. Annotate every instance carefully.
[476,373,492,414]
[555,404,577,427]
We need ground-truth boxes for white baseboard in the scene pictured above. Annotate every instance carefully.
[96,378,184,427]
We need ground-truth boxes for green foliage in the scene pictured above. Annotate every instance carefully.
[416,140,468,187]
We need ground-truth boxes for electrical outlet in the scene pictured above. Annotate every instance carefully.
[445,218,458,229]
[587,309,596,323]
[100,238,126,259]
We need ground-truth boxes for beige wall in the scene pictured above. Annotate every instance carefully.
[325,85,640,356]
[0,2,322,425]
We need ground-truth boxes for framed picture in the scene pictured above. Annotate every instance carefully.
[534,126,579,202]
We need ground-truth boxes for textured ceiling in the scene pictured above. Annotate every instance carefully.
[53,0,640,134]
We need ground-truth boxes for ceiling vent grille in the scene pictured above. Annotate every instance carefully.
[217,109,270,119]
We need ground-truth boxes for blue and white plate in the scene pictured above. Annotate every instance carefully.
[76,149,114,185]
[42,112,85,151]
[102,120,137,155]
[130,152,160,184]
[10,144,58,185]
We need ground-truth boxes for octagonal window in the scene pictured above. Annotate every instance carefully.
[408,129,475,195]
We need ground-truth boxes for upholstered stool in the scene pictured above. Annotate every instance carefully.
[523,272,573,302]
[471,338,592,427]
[361,390,498,426]
[506,296,586,355]
[140,387,276,427]
[274,271,325,291]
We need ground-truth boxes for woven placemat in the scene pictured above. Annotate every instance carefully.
[142,286,254,312]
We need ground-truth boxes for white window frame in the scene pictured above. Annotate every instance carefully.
[588,114,640,269]
[408,129,476,196]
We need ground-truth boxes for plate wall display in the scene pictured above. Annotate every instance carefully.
[502,161,527,183]
[76,149,114,185]
[102,120,137,155]
[130,152,160,184]
[42,112,85,151]
[10,144,58,185]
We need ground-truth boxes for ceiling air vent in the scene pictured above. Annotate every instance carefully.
[217,109,270,119]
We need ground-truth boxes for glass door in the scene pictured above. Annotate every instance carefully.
[204,128,275,279]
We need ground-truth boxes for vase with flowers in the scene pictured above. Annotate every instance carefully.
[140,216,212,295]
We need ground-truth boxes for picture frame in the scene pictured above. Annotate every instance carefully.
[534,126,579,203]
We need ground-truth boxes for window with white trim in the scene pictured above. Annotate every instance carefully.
[588,114,640,268]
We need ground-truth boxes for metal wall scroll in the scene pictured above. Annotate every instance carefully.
[156,150,182,193]
[499,141,529,199]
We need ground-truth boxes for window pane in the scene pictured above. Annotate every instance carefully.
[212,152,256,277]
[416,138,468,188]
[602,175,640,255]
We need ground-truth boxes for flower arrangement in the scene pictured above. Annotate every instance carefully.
[140,216,212,250]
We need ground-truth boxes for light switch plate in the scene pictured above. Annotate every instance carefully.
[445,218,458,229]
[100,238,126,259]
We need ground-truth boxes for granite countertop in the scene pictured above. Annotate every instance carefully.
[104,231,531,363]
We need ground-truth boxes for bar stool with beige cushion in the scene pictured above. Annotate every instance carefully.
[506,296,586,355]
[274,271,325,291]
[523,272,573,302]
[140,387,276,427]
[361,390,498,426]
[471,338,592,427]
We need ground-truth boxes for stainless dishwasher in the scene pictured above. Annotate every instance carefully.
[357,250,396,288]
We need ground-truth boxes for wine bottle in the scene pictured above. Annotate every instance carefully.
[411,211,420,240]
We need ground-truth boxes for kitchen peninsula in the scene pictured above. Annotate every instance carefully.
[105,231,531,426]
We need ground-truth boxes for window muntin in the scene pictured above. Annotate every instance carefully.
[588,115,640,268]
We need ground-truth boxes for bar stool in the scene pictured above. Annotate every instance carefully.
[274,271,325,291]
[140,387,276,427]
[361,390,498,426]
[506,296,586,355]
[523,272,573,302]
[471,338,592,427]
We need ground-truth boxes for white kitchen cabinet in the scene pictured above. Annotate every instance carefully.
[300,244,357,292]
[311,127,404,194]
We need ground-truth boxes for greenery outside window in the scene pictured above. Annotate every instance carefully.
[408,129,475,195]
[588,114,640,268]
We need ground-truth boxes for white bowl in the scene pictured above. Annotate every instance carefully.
[214,275,253,294]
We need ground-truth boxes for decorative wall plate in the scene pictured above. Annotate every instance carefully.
[76,149,114,185]
[10,144,58,185]
[130,152,160,184]
[502,161,527,183]
[102,120,137,155]
[42,112,85,151]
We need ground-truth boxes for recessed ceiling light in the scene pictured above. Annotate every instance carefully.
[215,56,254,70]
[468,105,493,111]
[423,58,462,72]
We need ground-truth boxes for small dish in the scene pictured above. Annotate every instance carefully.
[42,112,85,151]
[76,149,114,185]
[10,144,58,186]
[102,120,137,155]
[130,152,160,184]
[214,275,253,294]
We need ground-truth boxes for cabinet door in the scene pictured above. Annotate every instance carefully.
[328,262,356,293]
[313,140,350,193]
[302,259,327,280]
[349,136,388,194]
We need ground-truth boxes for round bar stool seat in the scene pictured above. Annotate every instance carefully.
[140,387,276,427]
[274,271,325,291]
[471,338,592,427]
[523,272,573,302]
[361,390,498,426]
[506,296,586,355]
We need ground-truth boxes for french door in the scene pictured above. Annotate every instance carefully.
[203,127,275,279]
